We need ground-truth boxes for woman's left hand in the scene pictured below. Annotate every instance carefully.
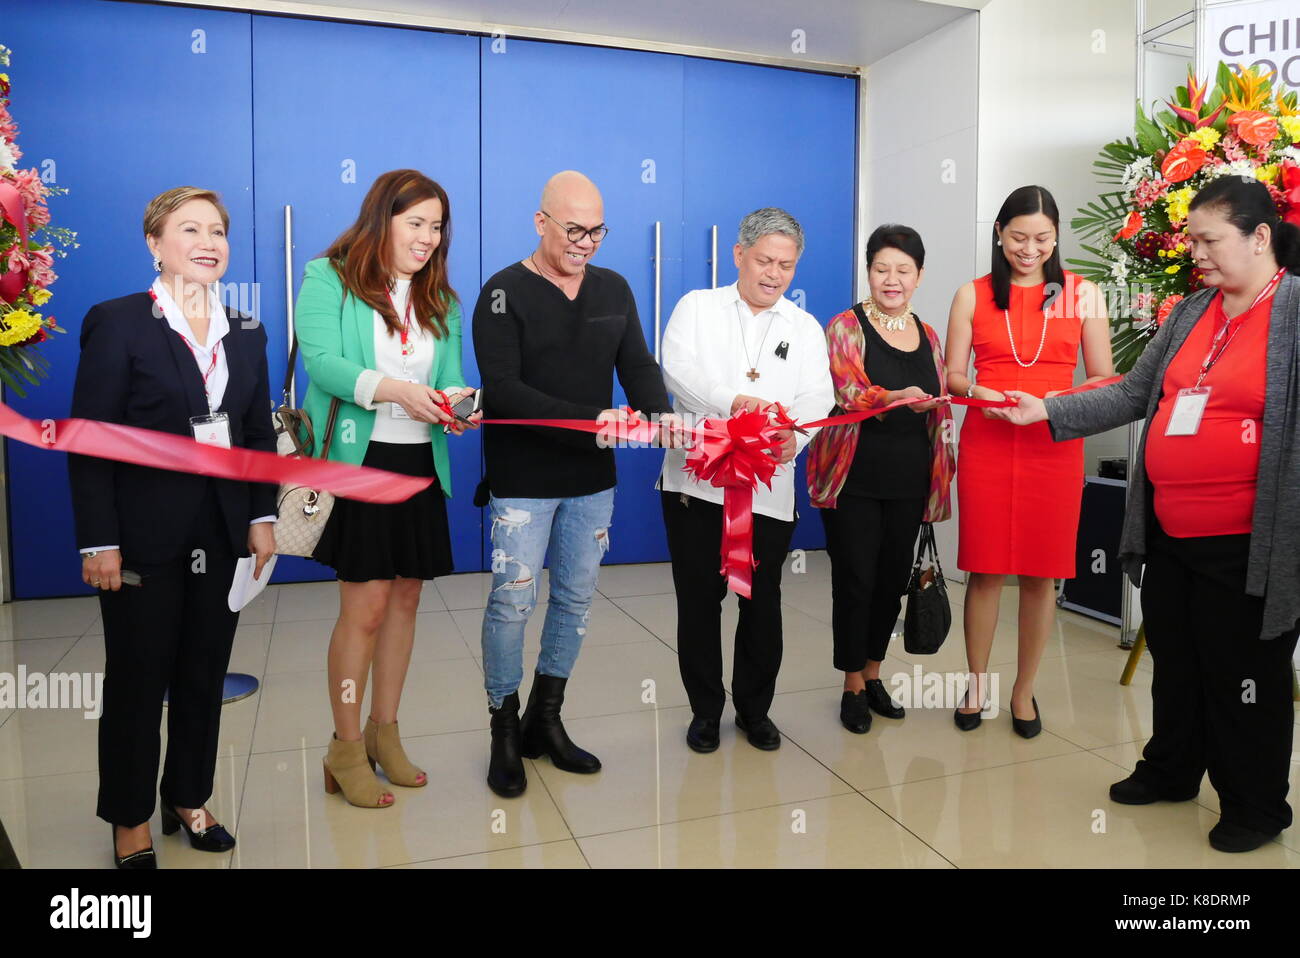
[248,522,276,580]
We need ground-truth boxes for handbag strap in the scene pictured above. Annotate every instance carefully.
[320,396,341,459]
[911,522,945,579]
[281,334,299,410]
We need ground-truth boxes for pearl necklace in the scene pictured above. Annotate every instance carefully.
[1005,305,1048,368]
[865,297,912,333]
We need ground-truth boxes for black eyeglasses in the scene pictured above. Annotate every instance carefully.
[541,210,608,243]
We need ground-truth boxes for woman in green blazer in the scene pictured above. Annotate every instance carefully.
[295,169,478,808]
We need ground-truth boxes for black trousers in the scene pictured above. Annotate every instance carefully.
[97,483,240,827]
[820,494,925,672]
[1134,524,1300,834]
[661,491,796,722]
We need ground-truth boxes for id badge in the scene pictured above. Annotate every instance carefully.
[1165,387,1210,436]
[190,412,232,448]
[391,378,419,419]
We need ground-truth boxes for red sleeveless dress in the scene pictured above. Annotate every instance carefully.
[957,273,1085,578]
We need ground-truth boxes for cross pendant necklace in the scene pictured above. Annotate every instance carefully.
[738,303,774,383]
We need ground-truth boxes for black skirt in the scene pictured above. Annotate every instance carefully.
[313,441,454,582]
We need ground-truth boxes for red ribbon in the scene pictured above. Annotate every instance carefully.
[4,378,1115,585]
[0,402,432,503]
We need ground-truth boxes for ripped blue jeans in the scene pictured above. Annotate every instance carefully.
[482,489,615,708]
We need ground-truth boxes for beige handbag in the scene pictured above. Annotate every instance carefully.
[273,332,342,558]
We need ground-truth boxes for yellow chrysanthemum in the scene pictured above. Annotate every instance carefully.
[1186,128,1221,150]
[0,309,43,347]
[30,288,51,306]
[1164,265,1181,274]
[1165,186,1195,226]
[1256,164,1279,184]
[1281,115,1300,140]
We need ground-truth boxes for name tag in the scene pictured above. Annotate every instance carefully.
[1165,387,1210,436]
[190,412,232,448]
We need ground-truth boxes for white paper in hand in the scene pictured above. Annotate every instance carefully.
[228,554,277,612]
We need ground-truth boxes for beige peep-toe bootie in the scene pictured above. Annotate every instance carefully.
[364,718,428,787]
[323,734,395,807]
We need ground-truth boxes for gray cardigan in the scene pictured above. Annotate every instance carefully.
[1043,271,1300,640]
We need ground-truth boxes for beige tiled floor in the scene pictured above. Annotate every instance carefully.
[1,558,1297,869]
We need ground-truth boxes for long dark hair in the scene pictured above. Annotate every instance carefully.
[323,169,457,338]
[991,185,1065,310]
[1189,175,1300,274]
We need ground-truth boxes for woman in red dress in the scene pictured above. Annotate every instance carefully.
[944,185,1114,736]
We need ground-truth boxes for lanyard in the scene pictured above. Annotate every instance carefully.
[1196,268,1285,387]
[149,287,222,407]
[389,288,416,376]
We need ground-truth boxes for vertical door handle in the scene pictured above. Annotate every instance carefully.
[710,224,718,289]
[284,205,296,409]
[653,221,662,363]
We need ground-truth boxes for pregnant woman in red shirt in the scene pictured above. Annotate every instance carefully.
[995,177,1300,853]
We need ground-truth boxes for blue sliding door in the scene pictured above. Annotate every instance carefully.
[478,38,685,565]
[250,16,483,580]
[3,0,255,598]
[683,59,857,552]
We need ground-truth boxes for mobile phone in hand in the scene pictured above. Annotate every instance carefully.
[444,389,480,434]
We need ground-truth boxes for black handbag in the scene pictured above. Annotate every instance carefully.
[903,522,952,655]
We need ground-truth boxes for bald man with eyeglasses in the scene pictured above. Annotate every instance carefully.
[472,170,675,798]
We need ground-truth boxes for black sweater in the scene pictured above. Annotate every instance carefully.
[473,262,671,498]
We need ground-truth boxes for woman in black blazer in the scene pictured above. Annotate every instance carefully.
[67,187,278,868]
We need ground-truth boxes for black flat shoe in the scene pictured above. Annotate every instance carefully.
[112,826,156,869]
[863,679,904,719]
[839,690,872,734]
[161,805,236,852]
[1209,821,1279,853]
[735,713,781,750]
[1108,774,1199,805]
[1010,697,1041,739]
[686,716,720,753]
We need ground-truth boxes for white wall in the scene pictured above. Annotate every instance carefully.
[862,11,981,574]
[976,0,1138,475]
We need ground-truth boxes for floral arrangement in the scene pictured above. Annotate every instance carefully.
[0,44,75,396]
[1070,63,1300,372]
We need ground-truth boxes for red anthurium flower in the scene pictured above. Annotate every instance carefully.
[1226,110,1279,147]
[1281,163,1300,227]
[1161,139,1208,183]
[1115,210,1144,240]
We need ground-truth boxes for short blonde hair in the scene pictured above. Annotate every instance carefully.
[143,186,230,238]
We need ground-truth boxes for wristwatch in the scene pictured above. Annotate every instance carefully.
[966,383,977,399]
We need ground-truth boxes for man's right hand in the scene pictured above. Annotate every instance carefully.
[83,549,123,592]
[730,394,772,416]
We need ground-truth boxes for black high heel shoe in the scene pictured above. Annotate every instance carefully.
[112,825,156,869]
[953,686,984,732]
[1011,697,1041,739]
[161,805,236,852]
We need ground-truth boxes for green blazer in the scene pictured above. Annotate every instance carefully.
[294,256,466,496]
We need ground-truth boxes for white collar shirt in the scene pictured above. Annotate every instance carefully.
[151,277,231,412]
[658,282,834,521]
